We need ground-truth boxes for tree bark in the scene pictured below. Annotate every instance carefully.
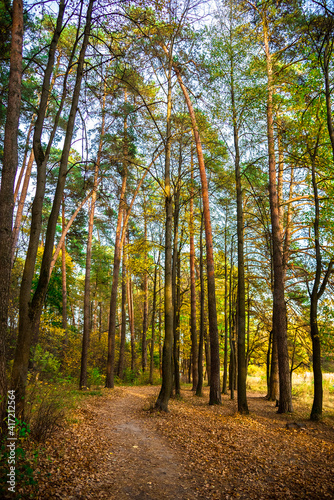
[231,59,248,414]
[158,264,163,379]
[263,19,292,413]
[80,90,104,389]
[11,147,34,267]
[128,269,136,373]
[11,0,93,416]
[172,63,221,405]
[196,211,205,396]
[190,150,198,392]
[60,197,68,364]
[149,254,159,385]
[323,41,334,162]
[14,115,35,204]
[106,173,127,388]
[308,140,333,420]
[118,227,127,380]
[222,222,229,394]
[268,330,279,402]
[61,197,67,332]
[173,243,181,397]
[156,48,174,412]
[310,152,323,420]
[172,172,181,397]
[10,0,66,414]
[0,0,24,426]
[204,319,211,386]
[142,211,148,372]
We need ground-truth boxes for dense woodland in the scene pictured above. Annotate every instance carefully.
[1,0,334,435]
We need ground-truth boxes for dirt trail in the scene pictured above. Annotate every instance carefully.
[30,384,334,500]
[72,386,200,500]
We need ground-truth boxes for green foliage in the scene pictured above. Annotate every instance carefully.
[4,0,334,430]
[87,367,103,387]
[0,419,38,499]
[32,247,75,319]
[33,345,61,381]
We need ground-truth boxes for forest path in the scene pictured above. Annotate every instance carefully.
[33,384,334,500]
[70,385,200,500]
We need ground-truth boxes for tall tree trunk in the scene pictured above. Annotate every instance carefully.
[158,265,163,378]
[230,315,236,401]
[142,211,148,372]
[268,331,279,402]
[267,219,279,402]
[118,228,127,379]
[263,19,292,413]
[222,223,229,394]
[267,116,287,404]
[80,90,105,389]
[308,140,333,420]
[11,0,93,417]
[310,297,322,421]
[173,244,181,397]
[231,58,248,414]
[323,41,334,162]
[18,0,67,324]
[229,242,236,398]
[149,254,159,385]
[190,150,198,391]
[128,272,136,373]
[204,319,211,386]
[79,195,94,388]
[156,48,174,412]
[0,0,24,426]
[14,115,35,203]
[172,173,181,397]
[10,0,67,411]
[155,62,173,407]
[12,61,60,265]
[11,147,34,267]
[61,197,67,332]
[61,196,68,362]
[266,330,272,396]
[172,63,221,405]
[283,166,294,278]
[310,145,322,420]
[98,302,102,341]
[106,174,127,388]
[106,93,128,388]
[196,211,205,396]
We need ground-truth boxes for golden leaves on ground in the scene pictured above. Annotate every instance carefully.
[148,388,334,499]
[24,388,125,499]
[23,385,334,499]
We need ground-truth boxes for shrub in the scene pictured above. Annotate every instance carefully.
[25,381,65,443]
[87,367,103,387]
[0,419,38,498]
[30,399,64,443]
[33,344,61,381]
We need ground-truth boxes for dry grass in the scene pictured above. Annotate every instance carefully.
[247,366,334,414]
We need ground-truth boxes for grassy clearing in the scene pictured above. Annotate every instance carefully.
[246,365,334,416]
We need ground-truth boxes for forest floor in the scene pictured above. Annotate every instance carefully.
[23,384,334,499]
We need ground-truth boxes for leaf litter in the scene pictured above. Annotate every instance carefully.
[22,385,334,499]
